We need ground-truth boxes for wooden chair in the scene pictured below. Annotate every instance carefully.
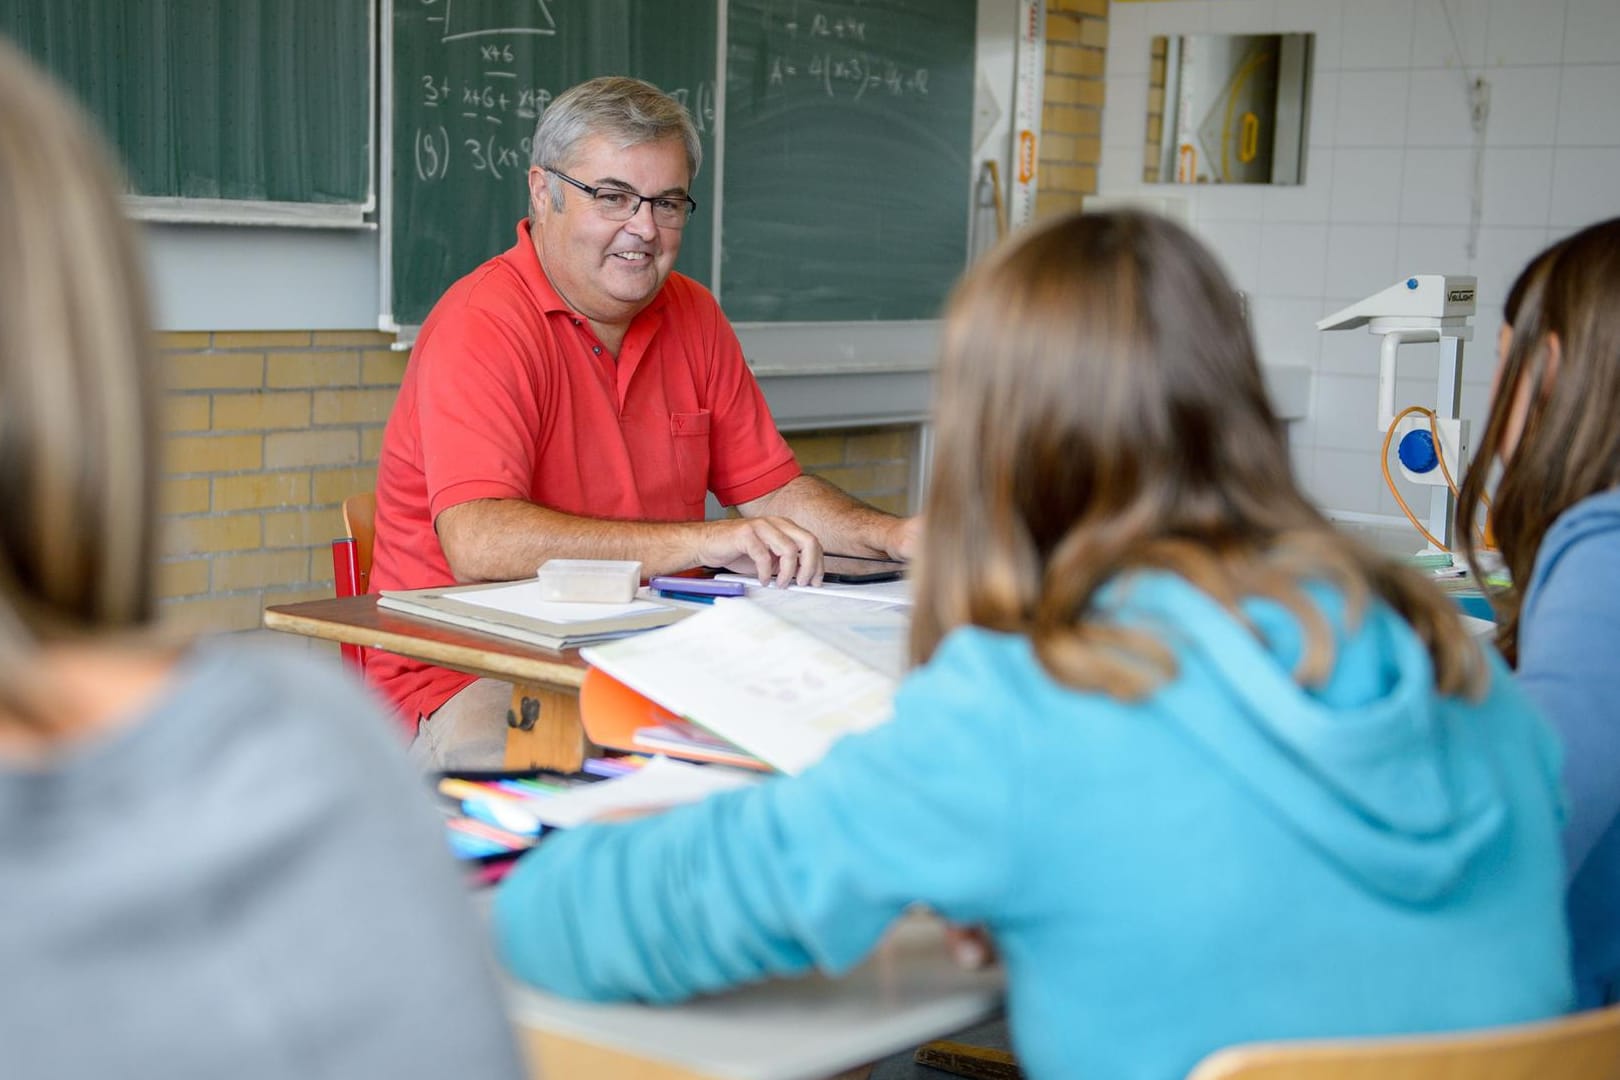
[1185,1005,1620,1080]
[331,491,376,672]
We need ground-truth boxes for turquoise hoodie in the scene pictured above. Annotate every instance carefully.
[497,573,1573,1080]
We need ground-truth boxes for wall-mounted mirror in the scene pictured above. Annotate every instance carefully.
[1143,32,1313,185]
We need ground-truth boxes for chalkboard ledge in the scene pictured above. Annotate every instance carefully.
[129,196,375,230]
[735,321,942,379]
[756,367,933,432]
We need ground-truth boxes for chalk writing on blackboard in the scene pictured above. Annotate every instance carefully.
[759,4,931,101]
[422,0,558,42]
[409,1,714,186]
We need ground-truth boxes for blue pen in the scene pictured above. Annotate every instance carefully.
[657,588,717,604]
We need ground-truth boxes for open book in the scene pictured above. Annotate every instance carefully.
[580,594,905,775]
[378,579,687,650]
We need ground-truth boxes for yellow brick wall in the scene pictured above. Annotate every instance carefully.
[155,330,921,633]
[1038,0,1110,218]
[782,426,919,519]
[157,330,405,633]
[1145,32,1167,181]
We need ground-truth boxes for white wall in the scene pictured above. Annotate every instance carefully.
[1101,0,1620,525]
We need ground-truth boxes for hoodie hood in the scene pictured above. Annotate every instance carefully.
[1102,572,1504,904]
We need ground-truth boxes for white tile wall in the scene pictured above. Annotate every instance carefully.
[1486,0,1568,65]
[1405,69,1480,149]
[1340,0,1418,69]
[1323,224,1399,300]
[1480,149,1554,227]
[1564,0,1620,64]
[1399,148,1476,225]
[1484,67,1563,147]
[1557,65,1620,146]
[1100,0,1620,521]
[1550,148,1620,226]
[1335,70,1412,145]
[1328,147,1405,222]
[1413,0,1489,71]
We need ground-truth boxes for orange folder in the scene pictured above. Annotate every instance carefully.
[579,667,771,772]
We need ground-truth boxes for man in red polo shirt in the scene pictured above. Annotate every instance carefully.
[371,76,914,768]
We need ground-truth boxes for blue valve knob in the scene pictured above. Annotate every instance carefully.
[1397,428,1439,473]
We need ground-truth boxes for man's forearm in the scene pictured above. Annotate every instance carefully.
[435,498,707,583]
[740,475,907,558]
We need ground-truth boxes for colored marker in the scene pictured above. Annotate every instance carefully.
[649,576,746,597]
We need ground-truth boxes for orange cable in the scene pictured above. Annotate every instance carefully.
[1382,406,1448,551]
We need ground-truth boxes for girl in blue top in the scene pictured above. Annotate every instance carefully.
[1459,217,1620,1007]
[497,211,1572,1079]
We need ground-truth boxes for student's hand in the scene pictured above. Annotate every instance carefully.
[945,925,998,970]
[694,516,824,588]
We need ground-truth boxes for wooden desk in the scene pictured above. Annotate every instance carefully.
[262,594,593,771]
[506,914,1004,1080]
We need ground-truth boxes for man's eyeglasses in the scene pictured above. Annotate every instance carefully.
[546,168,697,230]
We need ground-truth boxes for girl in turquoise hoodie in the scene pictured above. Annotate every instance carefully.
[496,211,1572,1079]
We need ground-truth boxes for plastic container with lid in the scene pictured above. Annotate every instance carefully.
[535,559,643,603]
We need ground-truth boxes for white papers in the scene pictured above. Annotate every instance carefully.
[715,574,914,607]
[583,599,898,776]
[739,588,910,681]
[453,580,666,624]
[526,756,761,828]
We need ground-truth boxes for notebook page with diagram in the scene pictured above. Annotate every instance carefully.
[580,598,899,776]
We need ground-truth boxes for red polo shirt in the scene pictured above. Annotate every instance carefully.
[369,220,800,727]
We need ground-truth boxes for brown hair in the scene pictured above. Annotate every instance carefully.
[1457,218,1620,665]
[0,39,160,720]
[910,210,1484,700]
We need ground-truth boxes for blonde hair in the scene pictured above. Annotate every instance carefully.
[0,38,160,720]
[910,211,1485,701]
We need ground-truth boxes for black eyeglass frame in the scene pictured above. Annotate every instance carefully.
[545,167,698,228]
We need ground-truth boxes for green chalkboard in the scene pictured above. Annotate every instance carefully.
[388,0,718,329]
[0,1,371,206]
[720,0,976,322]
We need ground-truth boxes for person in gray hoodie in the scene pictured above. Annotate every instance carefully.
[0,38,525,1080]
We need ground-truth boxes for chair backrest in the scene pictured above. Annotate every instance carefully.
[1186,1006,1620,1080]
[331,491,377,671]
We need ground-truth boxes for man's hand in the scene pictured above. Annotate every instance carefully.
[885,515,922,562]
[693,516,825,588]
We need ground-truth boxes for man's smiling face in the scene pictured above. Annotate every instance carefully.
[528,134,689,330]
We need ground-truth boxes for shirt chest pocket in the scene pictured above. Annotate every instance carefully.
[669,410,711,510]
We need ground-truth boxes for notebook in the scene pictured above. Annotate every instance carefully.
[378,579,688,650]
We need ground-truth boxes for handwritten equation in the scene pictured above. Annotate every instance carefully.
[411,38,716,184]
[762,5,931,101]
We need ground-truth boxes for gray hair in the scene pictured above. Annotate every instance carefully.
[530,76,701,211]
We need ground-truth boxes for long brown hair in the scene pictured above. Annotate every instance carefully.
[0,38,160,721]
[1457,218,1620,665]
[910,210,1484,700]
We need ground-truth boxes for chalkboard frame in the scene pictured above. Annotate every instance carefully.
[5,2,381,229]
[136,2,376,228]
[379,0,985,378]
